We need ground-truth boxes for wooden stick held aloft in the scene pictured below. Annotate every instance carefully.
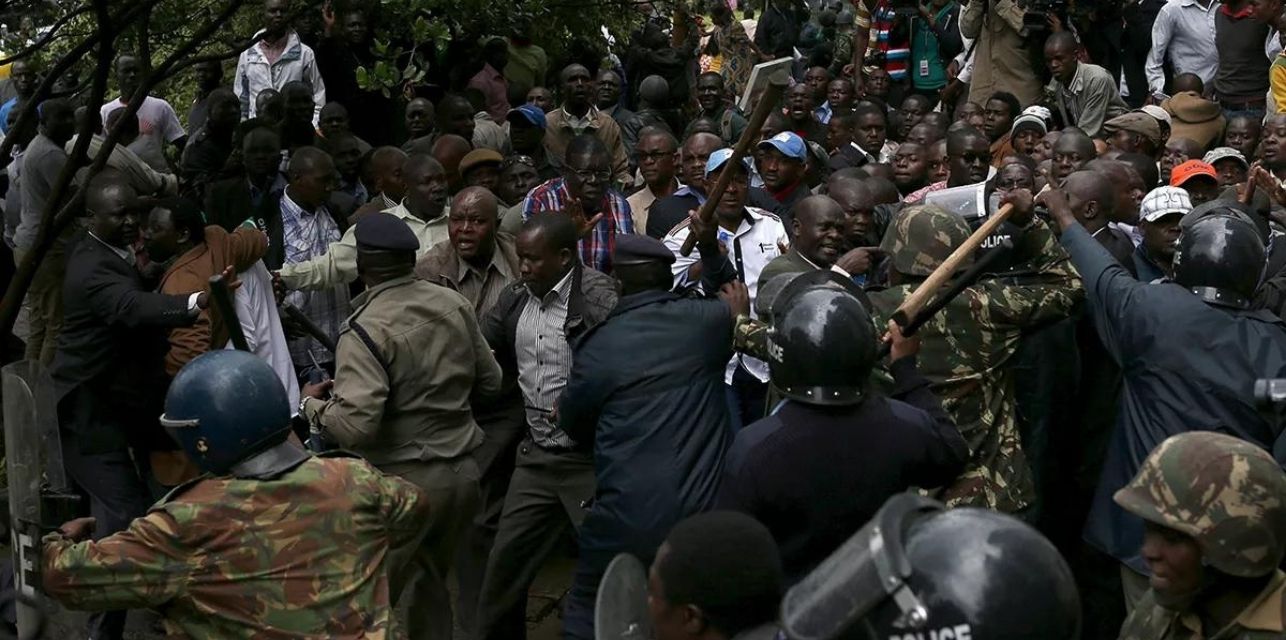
[679,71,791,257]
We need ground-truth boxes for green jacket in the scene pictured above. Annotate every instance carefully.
[1118,572,1286,640]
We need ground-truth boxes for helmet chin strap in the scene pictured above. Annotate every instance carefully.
[229,441,310,480]
[1187,286,1252,310]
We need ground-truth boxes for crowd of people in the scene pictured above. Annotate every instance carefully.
[3,0,1286,638]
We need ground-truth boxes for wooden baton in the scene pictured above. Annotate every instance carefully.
[889,185,1048,327]
[679,71,791,257]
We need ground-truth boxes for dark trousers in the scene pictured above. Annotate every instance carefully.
[724,364,769,433]
[384,455,480,640]
[454,403,525,637]
[62,441,153,640]
[475,441,595,640]
[562,545,616,640]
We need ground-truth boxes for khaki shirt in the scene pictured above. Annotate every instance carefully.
[302,276,502,465]
[279,201,448,291]
[1118,571,1286,640]
[414,233,521,318]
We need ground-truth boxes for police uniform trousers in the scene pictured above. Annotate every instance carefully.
[454,401,526,636]
[474,438,596,640]
[383,454,481,640]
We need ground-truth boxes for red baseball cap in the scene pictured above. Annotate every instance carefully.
[1170,159,1218,188]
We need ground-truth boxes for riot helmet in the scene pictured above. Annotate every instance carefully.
[1172,212,1266,309]
[1114,431,1286,578]
[766,270,877,406]
[781,494,1081,640]
[160,350,307,478]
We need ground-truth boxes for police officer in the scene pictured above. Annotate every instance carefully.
[1114,432,1286,639]
[559,234,751,639]
[780,494,1082,640]
[719,271,969,581]
[867,203,1084,514]
[42,350,430,637]
[300,212,502,639]
[1033,188,1286,604]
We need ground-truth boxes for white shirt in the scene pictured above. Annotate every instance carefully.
[99,96,186,172]
[229,261,301,413]
[1146,0,1219,96]
[664,206,789,383]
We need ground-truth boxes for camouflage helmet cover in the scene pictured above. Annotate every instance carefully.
[879,204,973,277]
[1113,431,1286,577]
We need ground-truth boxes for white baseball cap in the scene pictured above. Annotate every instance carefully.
[1140,186,1192,222]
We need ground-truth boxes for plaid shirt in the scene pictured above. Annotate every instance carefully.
[521,178,634,274]
[280,189,349,366]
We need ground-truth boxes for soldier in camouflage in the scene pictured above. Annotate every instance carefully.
[41,350,430,638]
[866,202,1084,513]
[1115,431,1286,640]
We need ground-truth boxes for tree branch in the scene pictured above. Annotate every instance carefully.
[0,5,94,66]
[0,0,249,346]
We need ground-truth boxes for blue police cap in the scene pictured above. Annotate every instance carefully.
[355,212,420,252]
[613,233,676,266]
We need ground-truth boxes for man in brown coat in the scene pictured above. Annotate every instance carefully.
[145,195,269,487]
[147,197,269,376]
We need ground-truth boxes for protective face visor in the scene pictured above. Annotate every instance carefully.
[780,494,944,640]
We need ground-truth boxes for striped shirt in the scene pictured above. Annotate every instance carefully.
[515,269,576,449]
[280,190,349,366]
[522,177,634,274]
[872,0,910,81]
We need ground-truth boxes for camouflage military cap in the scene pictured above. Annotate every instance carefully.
[878,205,973,277]
[1114,431,1286,578]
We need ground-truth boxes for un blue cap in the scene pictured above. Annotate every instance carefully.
[506,103,547,129]
[756,132,807,161]
[704,148,752,178]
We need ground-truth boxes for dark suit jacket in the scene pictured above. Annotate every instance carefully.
[50,233,195,454]
[204,180,347,270]
[203,175,281,234]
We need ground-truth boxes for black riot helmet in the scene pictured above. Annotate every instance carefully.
[781,494,1081,640]
[766,270,876,406]
[1172,212,1266,309]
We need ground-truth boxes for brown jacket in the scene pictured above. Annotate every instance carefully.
[543,107,631,184]
[414,233,521,319]
[158,225,269,376]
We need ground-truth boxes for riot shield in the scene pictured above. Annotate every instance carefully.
[595,553,654,640]
[3,361,75,636]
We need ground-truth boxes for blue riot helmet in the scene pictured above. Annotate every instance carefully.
[160,350,307,478]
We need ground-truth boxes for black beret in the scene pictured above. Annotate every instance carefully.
[355,212,420,252]
[613,233,676,266]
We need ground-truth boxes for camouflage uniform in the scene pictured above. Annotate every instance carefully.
[1116,431,1286,640]
[42,454,429,639]
[866,205,1084,513]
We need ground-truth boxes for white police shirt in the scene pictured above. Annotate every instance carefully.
[663,205,789,384]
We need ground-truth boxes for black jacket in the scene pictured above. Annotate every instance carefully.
[560,290,734,560]
[718,356,968,581]
[481,265,619,412]
[203,182,347,270]
[50,233,195,454]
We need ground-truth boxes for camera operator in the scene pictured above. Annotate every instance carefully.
[958,0,1043,108]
